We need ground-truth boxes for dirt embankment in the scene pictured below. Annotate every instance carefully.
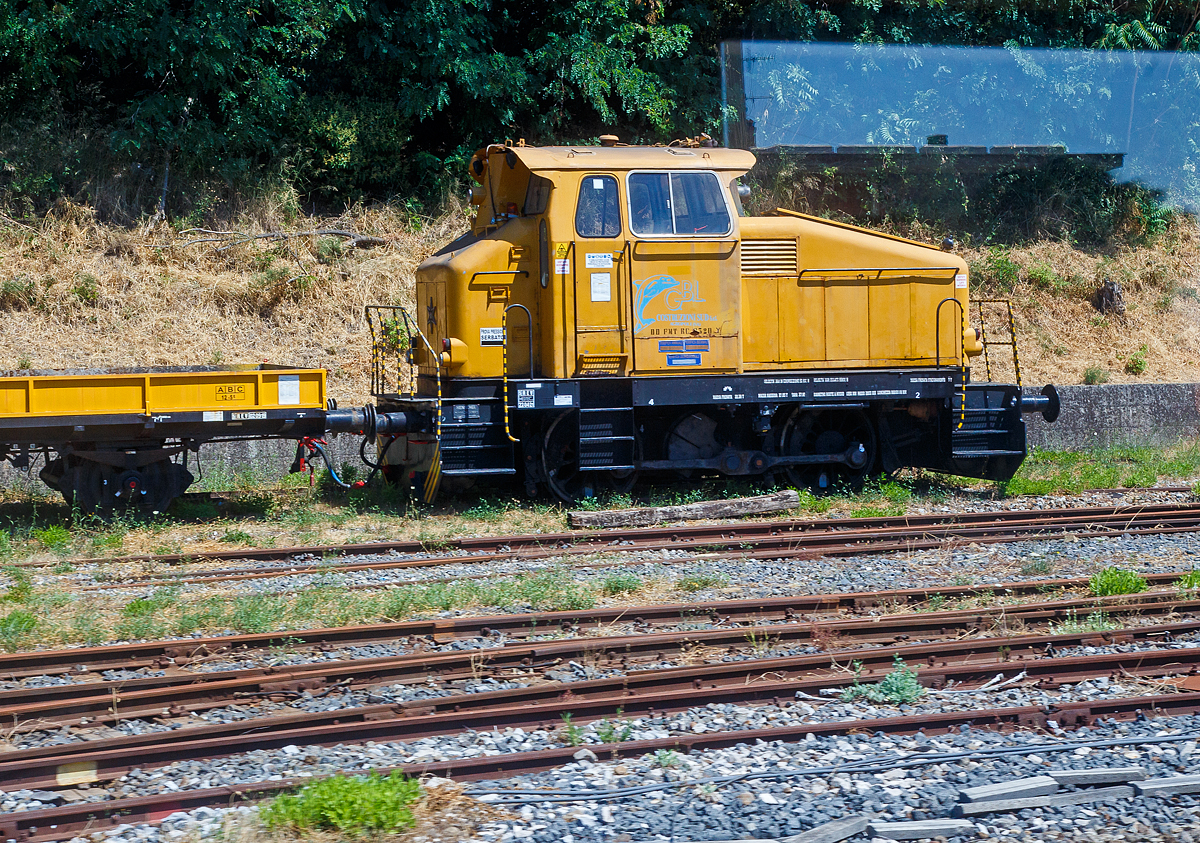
[0,202,1197,401]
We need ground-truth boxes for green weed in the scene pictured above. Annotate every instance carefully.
[1083,366,1110,385]
[0,609,37,650]
[655,749,682,768]
[595,714,634,744]
[260,771,419,833]
[1089,567,1148,597]
[1176,570,1200,590]
[1020,557,1054,577]
[1123,344,1149,376]
[221,529,253,544]
[32,524,70,550]
[600,572,642,597]
[840,654,925,705]
[674,572,729,593]
[559,713,584,746]
[1051,608,1116,634]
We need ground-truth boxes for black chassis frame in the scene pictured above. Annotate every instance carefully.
[0,408,328,471]
[385,365,1029,483]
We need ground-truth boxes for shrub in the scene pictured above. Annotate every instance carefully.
[260,771,419,832]
[1089,567,1148,597]
[1082,366,1109,385]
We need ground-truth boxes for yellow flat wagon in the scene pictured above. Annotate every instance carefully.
[0,365,328,514]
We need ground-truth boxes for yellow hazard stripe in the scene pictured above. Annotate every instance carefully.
[422,444,441,503]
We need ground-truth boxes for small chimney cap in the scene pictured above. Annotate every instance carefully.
[599,134,619,147]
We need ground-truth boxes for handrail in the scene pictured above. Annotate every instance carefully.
[935,297,967,430]
[364,304,441,439]
[974,298,1024,389]
[469,270,529,286]
[501,303,533,443]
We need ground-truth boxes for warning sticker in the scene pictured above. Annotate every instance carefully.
[955,273,968,288]
[555,258,570,274]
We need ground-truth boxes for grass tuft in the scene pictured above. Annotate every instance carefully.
[599,572,642,597]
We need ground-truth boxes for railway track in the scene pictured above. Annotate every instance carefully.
[5,688,1199,843]
[28,501,1200,595]
[1,616,1198,791]
[3,500,1199,843]
[1,568,1193,681]
[1,586,1196,724]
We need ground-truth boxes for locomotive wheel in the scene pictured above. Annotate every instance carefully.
[542,412,586,504]
[779,408,878,492]
[664,412,721,478]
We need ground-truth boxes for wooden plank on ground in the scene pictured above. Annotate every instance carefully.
[567,490,800,529]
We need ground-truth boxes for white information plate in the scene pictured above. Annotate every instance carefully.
[278,374,301,405]
[517,389,535,409]
[555,258,570,274]
[955,273,968,288]
[585,252,614,269]
[202,411,224,422]
[590,272,611,302]
[480,327,505,346]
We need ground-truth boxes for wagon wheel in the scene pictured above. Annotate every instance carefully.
[778,408,877,493]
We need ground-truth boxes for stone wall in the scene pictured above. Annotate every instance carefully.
[1025,383,1200,450]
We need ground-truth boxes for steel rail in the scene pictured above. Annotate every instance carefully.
[75,504,1200,593]
[25,502,1200,580]
[2,620,1198,790]
[1,593,1196,729]
[5,689,1200,843]
[1,569,1195,682]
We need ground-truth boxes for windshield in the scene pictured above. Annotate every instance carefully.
[628,171,732,236]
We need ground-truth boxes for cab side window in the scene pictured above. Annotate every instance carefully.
[575,175,621,237]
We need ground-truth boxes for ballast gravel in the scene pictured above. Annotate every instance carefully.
[26,714,1200,843]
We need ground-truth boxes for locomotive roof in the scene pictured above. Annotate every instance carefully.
[506,145,756,172]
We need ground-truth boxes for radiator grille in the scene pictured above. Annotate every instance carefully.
[741,239,798,276]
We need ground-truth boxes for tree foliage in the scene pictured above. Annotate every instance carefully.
[3,0,1200,215]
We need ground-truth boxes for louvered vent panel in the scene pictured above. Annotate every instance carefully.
[741,239,798,276]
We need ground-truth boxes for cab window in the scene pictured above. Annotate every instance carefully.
[575,175,621,237]
[628,171,732,236]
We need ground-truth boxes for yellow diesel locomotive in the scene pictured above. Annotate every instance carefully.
[370,138,1059,502]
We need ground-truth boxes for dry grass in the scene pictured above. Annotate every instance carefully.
[0,199,471,404]
[964,220,1200,385]
[1,197,1196,407]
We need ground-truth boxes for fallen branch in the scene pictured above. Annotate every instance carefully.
[148,228,392,250]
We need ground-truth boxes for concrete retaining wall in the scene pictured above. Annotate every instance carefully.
[1025,382,1200,451]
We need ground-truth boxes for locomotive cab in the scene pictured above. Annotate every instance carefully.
[372,140,1056,503]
